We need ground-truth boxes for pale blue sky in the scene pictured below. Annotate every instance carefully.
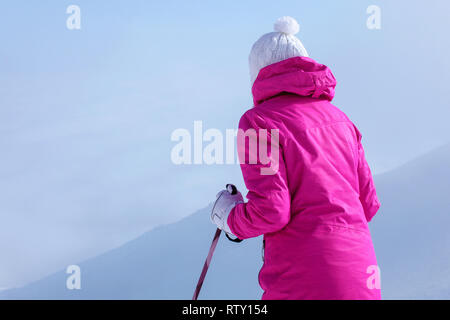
[1,0,449,287]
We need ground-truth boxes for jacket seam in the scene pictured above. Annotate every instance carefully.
[302,120,352,133]
[295,221,370,235]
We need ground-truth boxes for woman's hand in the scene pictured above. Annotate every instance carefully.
[210,188,244,235]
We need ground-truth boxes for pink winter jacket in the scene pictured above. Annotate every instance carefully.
[227,56,381,300]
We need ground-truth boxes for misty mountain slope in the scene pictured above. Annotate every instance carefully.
[0,205,263,299]
[371,143,450,299]
[2,143,450,299]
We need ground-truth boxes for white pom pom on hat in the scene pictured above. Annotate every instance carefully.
[249,16,308,85]
[274,16,300,35]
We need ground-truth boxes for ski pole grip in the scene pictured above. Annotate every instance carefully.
[224,184,243,243]
[226,184,237,195]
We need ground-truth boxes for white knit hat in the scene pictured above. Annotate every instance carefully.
[249,16,309,85]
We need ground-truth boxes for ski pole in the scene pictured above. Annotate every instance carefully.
[192,184,237,300]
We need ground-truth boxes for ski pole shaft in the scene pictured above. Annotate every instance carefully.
[192,184,238,300]
[192,228,222,300]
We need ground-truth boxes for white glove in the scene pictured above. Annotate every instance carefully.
[211,189,244,236]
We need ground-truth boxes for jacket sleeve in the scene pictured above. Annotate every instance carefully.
[227,111,291,239]
[355,127,380,222]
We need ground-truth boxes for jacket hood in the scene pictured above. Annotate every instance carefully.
[251,56,337,106]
